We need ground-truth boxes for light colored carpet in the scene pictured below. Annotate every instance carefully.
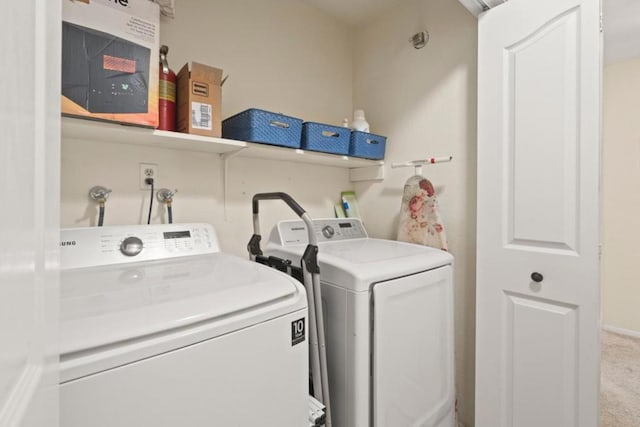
[600,330,640,426]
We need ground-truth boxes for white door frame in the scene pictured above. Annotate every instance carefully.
[0,1,61,426]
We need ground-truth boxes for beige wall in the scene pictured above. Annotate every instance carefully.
[161,0,354,125]
[352,0,478,425]
[602,58,640,335]
[61,140,352,255]
[61,0,355,256]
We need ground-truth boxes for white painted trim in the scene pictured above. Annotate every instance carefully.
[458,0,486,17]
[0,365,43,427]
[602,324,640,339]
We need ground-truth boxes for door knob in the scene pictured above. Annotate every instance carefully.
[531,272,544,283]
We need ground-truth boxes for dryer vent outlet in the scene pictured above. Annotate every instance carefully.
[139,163,158,189]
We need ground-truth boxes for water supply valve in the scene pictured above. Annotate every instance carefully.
[89,185,112,203]
[89,186,112,227]
[156,188,177,204]
[157,188,177,224]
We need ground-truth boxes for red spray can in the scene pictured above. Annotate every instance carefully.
[158,45,176,131]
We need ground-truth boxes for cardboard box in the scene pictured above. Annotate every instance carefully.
[176,62,223,137]
[62,0,160,128]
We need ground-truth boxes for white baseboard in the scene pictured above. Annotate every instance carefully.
[602,324,640,339]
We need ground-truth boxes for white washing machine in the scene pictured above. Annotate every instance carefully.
[265,218,455,427]
[60,223,309,427]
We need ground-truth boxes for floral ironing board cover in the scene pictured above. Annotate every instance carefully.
[396,175,448,251]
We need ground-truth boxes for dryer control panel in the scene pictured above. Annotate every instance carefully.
[275,218,368,246]
[61,223,220,269]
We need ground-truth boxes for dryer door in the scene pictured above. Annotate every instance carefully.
[372,265,454,427]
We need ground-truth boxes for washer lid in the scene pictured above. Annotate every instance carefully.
[266,238,453,292]
[60,252,306,359]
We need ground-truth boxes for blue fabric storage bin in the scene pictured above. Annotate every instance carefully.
[349,131,387,160]
[222,108,303,148]
[301,122,350,155]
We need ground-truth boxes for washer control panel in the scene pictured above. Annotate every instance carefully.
[321,225,335,239]
[120,236,143,256]
[276,218,368,246]
[61,223,219,269]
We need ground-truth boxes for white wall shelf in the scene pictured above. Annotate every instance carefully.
[61,117,245,154]
[61,117,385,179]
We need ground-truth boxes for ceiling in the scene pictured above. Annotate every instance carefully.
[301,0,640,63]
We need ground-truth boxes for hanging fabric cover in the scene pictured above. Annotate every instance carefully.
[396,175,448,251]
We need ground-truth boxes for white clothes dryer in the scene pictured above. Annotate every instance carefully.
[60,223,308,427]
[265,218,455,427]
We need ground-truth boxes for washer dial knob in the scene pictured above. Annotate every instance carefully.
[322,225,335,239]
[120,236,143,257]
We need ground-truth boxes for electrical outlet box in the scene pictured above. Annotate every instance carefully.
[139,163,158,189]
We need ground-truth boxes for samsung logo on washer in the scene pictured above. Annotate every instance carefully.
[59,241,77,247]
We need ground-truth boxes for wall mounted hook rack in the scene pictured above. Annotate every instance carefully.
[391,155,453,175]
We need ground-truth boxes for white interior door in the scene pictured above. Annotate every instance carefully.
[0,1,61,426]
[476,0,601,427]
